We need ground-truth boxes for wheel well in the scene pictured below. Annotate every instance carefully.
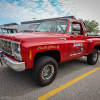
[34,50,60,63]
[94,45,100,51]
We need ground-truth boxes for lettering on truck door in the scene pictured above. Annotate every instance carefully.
[67,21,87,60]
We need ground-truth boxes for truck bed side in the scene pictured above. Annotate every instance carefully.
[86,37,100,54]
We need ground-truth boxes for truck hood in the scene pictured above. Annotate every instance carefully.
[0,32,63,42]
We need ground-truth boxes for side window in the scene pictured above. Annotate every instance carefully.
[72,22,83,35]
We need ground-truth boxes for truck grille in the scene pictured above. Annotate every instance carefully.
[0,38,12,55]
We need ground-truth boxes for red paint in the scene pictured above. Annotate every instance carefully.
[0,18,100,69]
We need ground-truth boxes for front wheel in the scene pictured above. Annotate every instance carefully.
[33,56,58,86]
[87,49,99,65]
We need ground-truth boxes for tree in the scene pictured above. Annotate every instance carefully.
[79,19,99,34]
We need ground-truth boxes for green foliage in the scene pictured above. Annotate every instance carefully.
[79,19,99,34]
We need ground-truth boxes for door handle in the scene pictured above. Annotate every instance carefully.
[60,38,66,41]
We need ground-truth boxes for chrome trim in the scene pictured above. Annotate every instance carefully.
[0,51,25,72]
[12,41,22,61]
[93,53,98,62]
[0,50,2,61]
[60,38,66,41]
[0,38,22,61]
[42,64,54,80]
[0,38,13,55]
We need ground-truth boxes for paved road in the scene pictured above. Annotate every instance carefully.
[0,56,100,100]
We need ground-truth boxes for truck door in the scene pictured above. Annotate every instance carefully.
[67,21,87,60]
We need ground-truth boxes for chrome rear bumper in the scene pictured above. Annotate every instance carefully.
[0,51,25,72]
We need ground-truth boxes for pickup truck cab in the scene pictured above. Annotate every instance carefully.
[0,18,100,86]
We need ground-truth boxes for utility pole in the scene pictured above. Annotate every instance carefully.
[33,18,36,21]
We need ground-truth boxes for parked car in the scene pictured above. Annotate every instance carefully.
[0,28,18,34]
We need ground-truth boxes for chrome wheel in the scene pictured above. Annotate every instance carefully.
[42,64,54,80]
[93,53,97,62]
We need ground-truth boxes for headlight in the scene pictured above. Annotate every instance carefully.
[12,41,22,61]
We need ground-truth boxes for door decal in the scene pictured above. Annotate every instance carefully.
[70,43,84,56]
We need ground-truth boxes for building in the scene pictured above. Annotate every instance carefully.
[0,16,76,32]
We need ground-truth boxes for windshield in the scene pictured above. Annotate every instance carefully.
[34,19,68,34]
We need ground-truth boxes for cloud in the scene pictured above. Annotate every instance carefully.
[55,0,100,28]
[56,0,100,21]
[0,0,60,24]
[0,0,100,29]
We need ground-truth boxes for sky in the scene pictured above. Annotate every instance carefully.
[0,0,100,29]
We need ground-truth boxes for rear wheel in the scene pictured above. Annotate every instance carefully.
[33,56,58,86]
[87,49,99,65]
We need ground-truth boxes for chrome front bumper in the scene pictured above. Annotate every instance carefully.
[0,51,25,72]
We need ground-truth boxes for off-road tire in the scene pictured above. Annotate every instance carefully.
[33,56,58,87]
[87,49,99,65]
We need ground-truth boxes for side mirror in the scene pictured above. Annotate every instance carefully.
[83,22,85,26]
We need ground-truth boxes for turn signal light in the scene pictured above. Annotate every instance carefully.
[29,51,32,60]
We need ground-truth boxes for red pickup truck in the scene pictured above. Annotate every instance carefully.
[0,18,100,86]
